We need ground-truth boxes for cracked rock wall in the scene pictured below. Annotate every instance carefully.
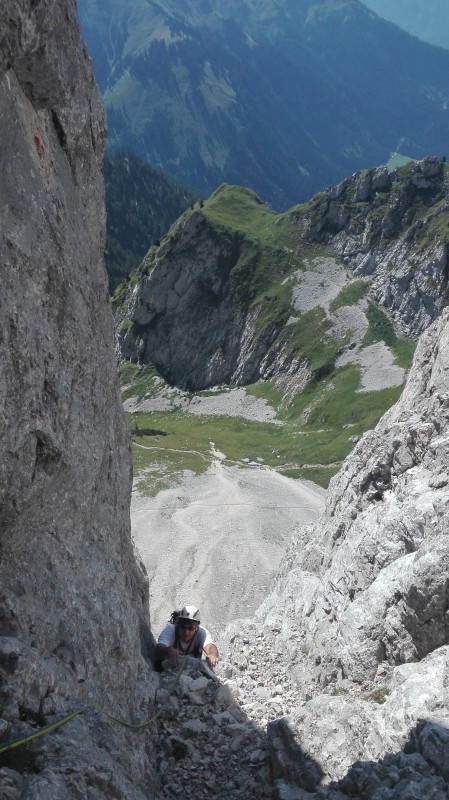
[221,308,449,795]
[0,0,151,720]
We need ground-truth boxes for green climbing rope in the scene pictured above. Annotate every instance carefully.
[0,656,188,754]
[0,707,88,755]
[106,655,188,729]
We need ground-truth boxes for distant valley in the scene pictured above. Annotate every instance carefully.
[115,157,449,492]
[78,0,449,211]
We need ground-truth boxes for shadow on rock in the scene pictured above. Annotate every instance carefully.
[268,716,449,799]
[151,655,277,799]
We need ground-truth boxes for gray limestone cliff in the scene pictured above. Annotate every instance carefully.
[116,159,449,392]
[222,308,449,797]
[303,158,449,338]
[2,4,449,799]
[0,3,158,797]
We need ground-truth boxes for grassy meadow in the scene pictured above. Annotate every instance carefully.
[118,180,426,498]
[122,363,406,496]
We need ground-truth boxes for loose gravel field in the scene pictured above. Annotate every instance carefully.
[131,460,325,637]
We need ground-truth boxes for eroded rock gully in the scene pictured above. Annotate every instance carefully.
[2,1,449,798]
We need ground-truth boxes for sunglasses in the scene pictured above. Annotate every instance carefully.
[178,622,198,630]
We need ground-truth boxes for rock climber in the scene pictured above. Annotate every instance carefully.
[154,605,219,671]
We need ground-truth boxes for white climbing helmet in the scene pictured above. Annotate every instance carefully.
[178,605,200,623]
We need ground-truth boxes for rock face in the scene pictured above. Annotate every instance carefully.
[117,160,449,391]
[120,211,261,389]
[2,5,449,799]
[303,158,449,338]
[0,3,158,797]
[221,308,449,797]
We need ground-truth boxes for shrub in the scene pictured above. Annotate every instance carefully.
[364,687,390,704]
[119,318,133,334]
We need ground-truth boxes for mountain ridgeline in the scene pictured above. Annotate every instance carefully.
[105,151,197,289]
[78,0,449,211]
[362,0,449,49]
[4,3,449,798]
[116,157,449,391]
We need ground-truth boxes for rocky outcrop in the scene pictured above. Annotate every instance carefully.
[117,209,295,390]
[2,6,449,799]
[301,157,449,337]
[150,657,276,800]
[221,308,449,797]
[0,3,158,797]
[117,160,449,392]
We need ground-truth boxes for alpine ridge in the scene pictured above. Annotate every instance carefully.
[221,306,449,797]
[116,158,449,392]
[362,0,449,49]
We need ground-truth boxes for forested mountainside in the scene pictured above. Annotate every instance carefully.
[78,0,449,211]
[105,151,197,289]
[362,0,449,50]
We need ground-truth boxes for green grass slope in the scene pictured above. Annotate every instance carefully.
[120,364,405,494]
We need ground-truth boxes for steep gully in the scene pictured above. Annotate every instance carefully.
[1,2,449,798]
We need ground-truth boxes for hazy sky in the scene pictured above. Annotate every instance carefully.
[362,0,448,50]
